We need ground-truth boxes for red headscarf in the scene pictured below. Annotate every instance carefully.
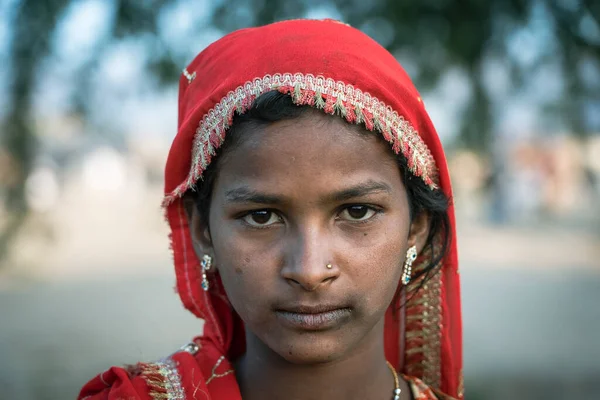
[80,19,462,400]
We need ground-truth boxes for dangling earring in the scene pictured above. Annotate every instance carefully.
[201,254,212,291]
[402,246,418,286]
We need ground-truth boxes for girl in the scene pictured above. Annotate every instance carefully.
[79,19,462,400]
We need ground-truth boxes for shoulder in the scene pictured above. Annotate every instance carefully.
[78,343,210,400]
[78,363,151,400]
[403,375,458,400]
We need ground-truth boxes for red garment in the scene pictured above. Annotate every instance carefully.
[80,19,462,400]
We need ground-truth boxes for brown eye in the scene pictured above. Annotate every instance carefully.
[242,210,281,227]
[340,205,377,221]
[251,211,271,224]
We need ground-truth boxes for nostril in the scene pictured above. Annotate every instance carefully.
[287,278,301,286]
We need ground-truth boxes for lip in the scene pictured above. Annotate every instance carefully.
[274,304,352,331]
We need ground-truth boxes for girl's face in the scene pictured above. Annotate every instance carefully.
[190,110,428,364]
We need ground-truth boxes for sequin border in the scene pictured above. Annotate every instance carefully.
[139,357,185,400]
[404,255,443,390]
[163,73,439,205]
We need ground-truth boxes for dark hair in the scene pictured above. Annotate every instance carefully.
[190,91,451,290]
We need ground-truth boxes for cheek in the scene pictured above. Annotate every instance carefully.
[339,217,408,301]
[210,226,279,316]
[356,240,404,288]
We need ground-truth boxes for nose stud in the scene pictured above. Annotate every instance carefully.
[326,263,333,269]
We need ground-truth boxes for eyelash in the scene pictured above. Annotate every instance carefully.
[239,209,283,229]
[337,204,383,224]
[238,204,383,229]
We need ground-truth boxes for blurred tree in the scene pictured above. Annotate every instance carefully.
[0,0,179,262]
[1,0,70,260]
[212,0,600,149]
[1,0,599,261]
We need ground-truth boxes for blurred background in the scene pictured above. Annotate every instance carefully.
[1,0,599,399]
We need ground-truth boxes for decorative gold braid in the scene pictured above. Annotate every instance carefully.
[205,356,235,385]
[404,243,443,390]
[137,357,185,400]
[163,73,439,206]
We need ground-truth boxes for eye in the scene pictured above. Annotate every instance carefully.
[339,205,378,221]
[241,210,282,227]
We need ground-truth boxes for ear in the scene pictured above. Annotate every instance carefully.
[407,211,430,254]
[182,194,215,264]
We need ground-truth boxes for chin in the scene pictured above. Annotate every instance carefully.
[271,333,351,365]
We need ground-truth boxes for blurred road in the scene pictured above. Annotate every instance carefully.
[1,222,599,399]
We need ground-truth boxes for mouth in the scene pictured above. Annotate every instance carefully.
[274,304,352,331]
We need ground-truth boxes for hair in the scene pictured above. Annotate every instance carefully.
[188,91,451,291]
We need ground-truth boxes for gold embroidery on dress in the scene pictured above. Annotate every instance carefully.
[138,357,185,400]
[205,355,235,385]
[404,244,443,390]
[182,68,196,84]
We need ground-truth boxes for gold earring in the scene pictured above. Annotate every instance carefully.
[402,246,417,286]
[201,254,212,291]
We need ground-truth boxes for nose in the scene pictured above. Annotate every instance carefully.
[281,226,339,291]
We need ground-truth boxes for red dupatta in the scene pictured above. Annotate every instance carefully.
[79,19,462,400]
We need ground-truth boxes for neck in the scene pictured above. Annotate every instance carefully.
[235,320,395,400]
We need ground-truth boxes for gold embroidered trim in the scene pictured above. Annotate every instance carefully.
[182,68,196,84]
[138,357,185,400]
[404,253,443,390]
[163,73,439,205]
[205,355,235,385]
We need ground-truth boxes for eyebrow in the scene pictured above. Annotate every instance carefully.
[224,180,391,205]
[327,181,392,202]
[224,187,285,205]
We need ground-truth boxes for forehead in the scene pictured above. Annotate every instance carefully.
[213,111,405,200]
